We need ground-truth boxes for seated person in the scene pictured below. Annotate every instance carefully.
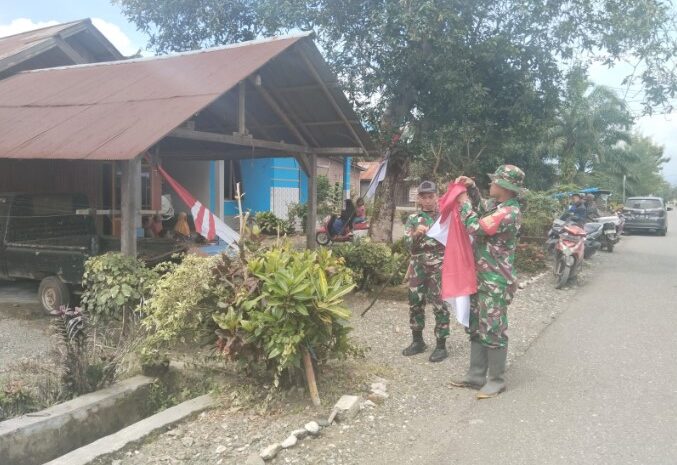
[173,212,191,240]
[353,197,367,224]
[331,200,356,236]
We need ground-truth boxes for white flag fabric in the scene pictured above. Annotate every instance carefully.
[364,158,389,200]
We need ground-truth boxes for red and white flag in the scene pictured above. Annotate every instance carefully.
[158,165,240,246]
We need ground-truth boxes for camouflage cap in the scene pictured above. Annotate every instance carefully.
[488,164,526,194]
[417,180,437,194]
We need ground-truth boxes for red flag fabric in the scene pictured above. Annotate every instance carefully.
[438,183,477,298]
[158,165,240,245]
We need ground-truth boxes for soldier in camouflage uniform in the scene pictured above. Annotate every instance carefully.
[402,180,450,363]
[449,165,525,398]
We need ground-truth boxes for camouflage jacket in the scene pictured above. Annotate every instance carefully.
[459,186,522,292]
[404,210,445,264]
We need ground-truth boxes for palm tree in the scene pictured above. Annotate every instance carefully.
[542,67,634,185]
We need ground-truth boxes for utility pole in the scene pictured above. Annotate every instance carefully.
[622,175,627,203]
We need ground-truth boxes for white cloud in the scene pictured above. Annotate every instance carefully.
[0,18,59,38]
[91,17,140,57]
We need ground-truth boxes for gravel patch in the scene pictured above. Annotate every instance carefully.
[85,252,613,465]
[0,302,51,374]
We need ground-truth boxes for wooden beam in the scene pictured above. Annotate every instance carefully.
[238,81,246,135]
[270,88,322,147]
[297,49,369,155]
[314,147,366,155]
[169,127,311,154]
[247,82,341,93]
[306,153,318,250]
[248,77,311,147]
[149,150,162,211]
[120,156,141,257]
[168,129,366,157]
[258,120,360,129]
[52,36,87,64]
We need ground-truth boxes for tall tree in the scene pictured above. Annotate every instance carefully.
[542,67,633,184]
[116,0,677,241]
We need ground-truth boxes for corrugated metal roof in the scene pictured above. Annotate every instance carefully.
[359,161,380,181]
[0,35,310,160]
[0,21,81,62]
[0,33,373,161]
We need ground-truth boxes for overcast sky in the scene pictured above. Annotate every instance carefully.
[1,0,676,186]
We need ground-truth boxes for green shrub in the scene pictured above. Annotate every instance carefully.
[521,191,560,239]
[334,238,404,290]
[81,253,159,323]
[515,242,548,274]
[287,202,308,232]
[254,211,293,235]
[212,246,355,386]
[139,254,228,362]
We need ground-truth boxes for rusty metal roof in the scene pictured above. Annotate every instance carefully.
[0,33,373,161]
[0,21,80,62]
[0,19,123,78]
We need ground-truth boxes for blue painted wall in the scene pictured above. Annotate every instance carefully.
[225,158,308,216]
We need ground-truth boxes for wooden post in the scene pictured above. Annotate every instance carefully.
[238,81,246,135]
[121,156,141,257]
[150,152,162,212]
[302,349,321,407]
[306,154,317,250]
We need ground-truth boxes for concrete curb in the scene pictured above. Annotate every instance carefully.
[0,375,154,465]
[44,394,216,465]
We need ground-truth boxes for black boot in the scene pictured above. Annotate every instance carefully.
[402,330,427,356]
[428,338,448,362]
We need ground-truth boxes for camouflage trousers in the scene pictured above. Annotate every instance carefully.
[466,283,516,349]
[408,257,450,339]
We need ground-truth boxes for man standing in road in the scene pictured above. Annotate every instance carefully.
[402,181,451,363]
[450,165,524,398]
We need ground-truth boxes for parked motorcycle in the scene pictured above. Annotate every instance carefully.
[596,217,620,251]
[315,215,369,245]
[546,219,586,289]
[583,223,603,258]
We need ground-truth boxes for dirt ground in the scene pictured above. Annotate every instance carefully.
[96,256,602,465]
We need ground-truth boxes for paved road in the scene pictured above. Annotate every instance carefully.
[420,213,677,464]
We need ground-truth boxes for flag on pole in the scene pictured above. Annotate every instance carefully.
[158,165,240,246]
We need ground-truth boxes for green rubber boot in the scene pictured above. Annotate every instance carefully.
[428,338,448,363]
[449,340,487,389]
[477,346,507,399]
[402,330,427,356]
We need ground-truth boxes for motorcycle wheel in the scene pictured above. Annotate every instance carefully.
[315,231,331,246]
[606,242,614,252]
[554,257,571,289]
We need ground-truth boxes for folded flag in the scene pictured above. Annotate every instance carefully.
[158,165,240,246]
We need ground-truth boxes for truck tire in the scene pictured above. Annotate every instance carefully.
[38,277,71,314]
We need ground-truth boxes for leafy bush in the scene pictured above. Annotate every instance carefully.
[81,253,159,324]
[514,242,548,274]
[212,246,355,386]
[139,255,227,362]
[334,238,404,290]
[254,211,293,235]
[287,202,308,232]
[521,191,561,239]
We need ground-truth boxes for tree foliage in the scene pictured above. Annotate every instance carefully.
[116,0,677,238]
